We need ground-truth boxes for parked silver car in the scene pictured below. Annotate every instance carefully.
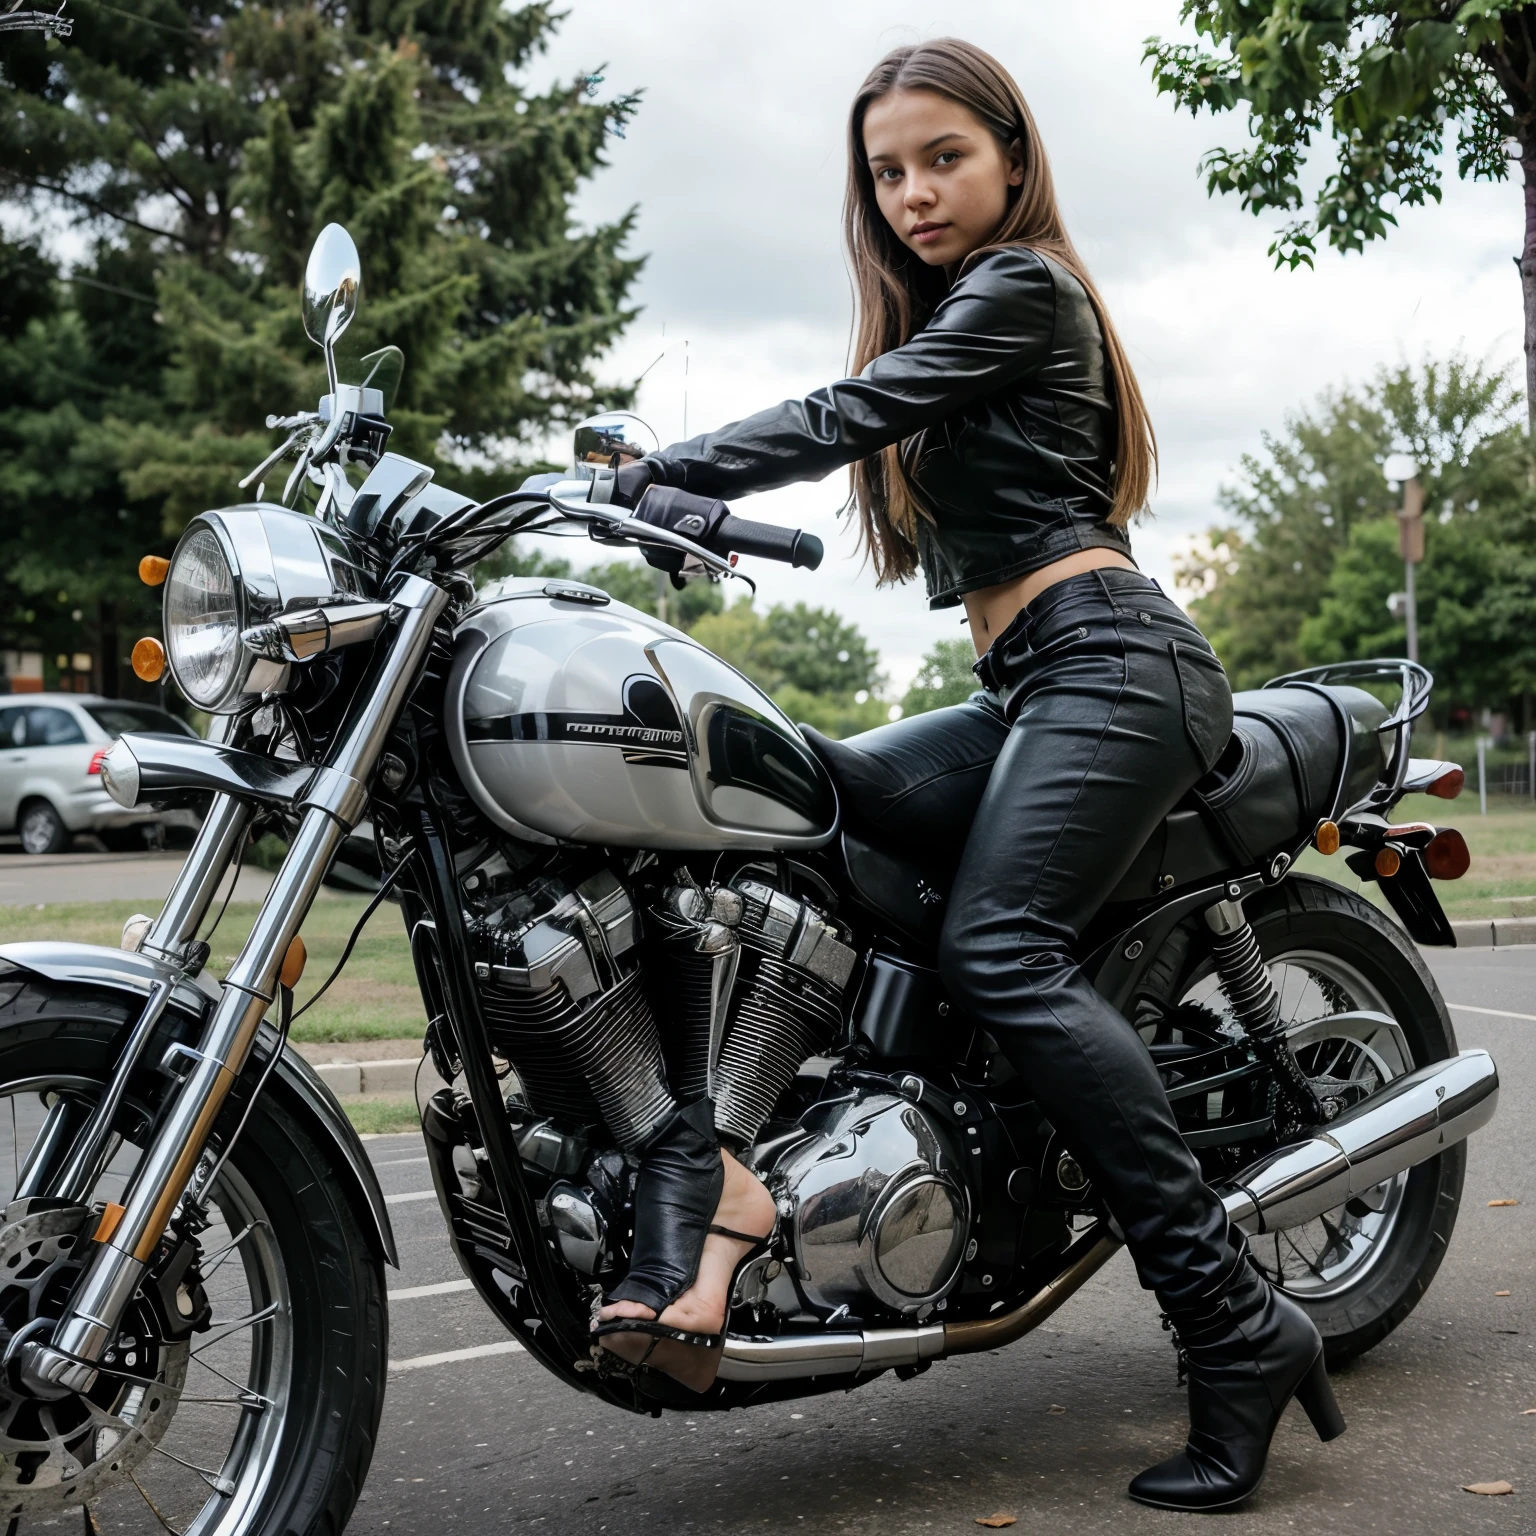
[0,693,199,854]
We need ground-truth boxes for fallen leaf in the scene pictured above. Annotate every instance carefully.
[1523,1408,1536,1415]
[1487,1199,1521,1208]
[1462,1481,1515,1496]
[1046,1404,1066,1415]
[1495,1290,1512,1297]
[975,1518,1018,1530]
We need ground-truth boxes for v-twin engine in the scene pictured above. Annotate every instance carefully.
[461,857,972,1321]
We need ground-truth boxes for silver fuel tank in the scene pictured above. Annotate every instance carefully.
[446,577,838,850]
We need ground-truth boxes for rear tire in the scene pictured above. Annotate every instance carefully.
[18,799,69,855]
[1183,876,1464,1368]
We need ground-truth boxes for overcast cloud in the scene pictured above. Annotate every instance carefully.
[532,1,1526,692]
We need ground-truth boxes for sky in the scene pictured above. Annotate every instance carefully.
[524,0,1529,695]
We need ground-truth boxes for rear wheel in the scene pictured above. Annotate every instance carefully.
[18,801,69,856]
[1176,875,1463,1366]
[0,977,387,1534]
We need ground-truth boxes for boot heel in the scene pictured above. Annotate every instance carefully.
[1294,1350,1346,1442]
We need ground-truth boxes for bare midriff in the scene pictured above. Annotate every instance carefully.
[961,547,1139,659]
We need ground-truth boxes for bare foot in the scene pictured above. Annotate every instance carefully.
[599,1149,775,1336]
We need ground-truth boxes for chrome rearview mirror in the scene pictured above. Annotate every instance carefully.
[302,224,362,394]
[571,413,659,482]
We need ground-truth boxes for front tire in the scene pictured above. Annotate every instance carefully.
[1179,876,1464,1368]
[0,976,387,1535]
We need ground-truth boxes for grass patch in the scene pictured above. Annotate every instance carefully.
[0,894,426,1043]
[343,1095,422,1135]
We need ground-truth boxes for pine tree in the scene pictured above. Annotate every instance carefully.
[0,0,642,696]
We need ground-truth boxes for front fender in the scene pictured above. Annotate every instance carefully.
[0,940,398,1268]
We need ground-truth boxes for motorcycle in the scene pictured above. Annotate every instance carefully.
[0,223,1498,1535]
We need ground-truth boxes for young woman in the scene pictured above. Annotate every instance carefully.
[593,38,1341,1512]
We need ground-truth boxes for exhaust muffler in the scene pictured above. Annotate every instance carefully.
[1218,1046,1497,1234]
[715,1048,1498,1383]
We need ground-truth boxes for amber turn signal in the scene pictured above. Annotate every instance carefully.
[138,555,170,587]
[1425,827,1471,881]
[1374,847,1402,879]
[1313,820,1340,856]
[280,934,307,990]
[1425,767,1464,800]
[130,636,166,683]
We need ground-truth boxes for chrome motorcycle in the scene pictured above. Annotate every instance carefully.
[0,224,1499,1535]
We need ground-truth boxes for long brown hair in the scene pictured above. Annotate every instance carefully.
[844,38,1157,583]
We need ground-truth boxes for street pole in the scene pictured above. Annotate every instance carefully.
[1478,735,1488,816]
[1398,476,1424,664]
[1529,728,1535,800]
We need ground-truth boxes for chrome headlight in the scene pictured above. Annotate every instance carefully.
[164,526,241,709]
[164,507,372,713]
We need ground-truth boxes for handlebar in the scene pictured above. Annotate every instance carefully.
[635,486,823,571]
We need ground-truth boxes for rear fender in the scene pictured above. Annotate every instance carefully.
[0,940,398,1267]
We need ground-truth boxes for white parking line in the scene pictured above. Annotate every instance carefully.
[389,1340,525,1373]
[373,1156,429,1168]
[1448,1001,1536,1023]
[388,1279,474,1302]
[384,1190,438,1206]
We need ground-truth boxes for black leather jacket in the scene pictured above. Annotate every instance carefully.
[640,245,1131,608]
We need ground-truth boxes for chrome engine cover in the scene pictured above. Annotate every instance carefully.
[763,1091,970,1318]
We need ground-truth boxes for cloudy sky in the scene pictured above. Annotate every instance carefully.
[533,1,1526,693]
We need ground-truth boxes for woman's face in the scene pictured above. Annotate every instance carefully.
[862,88,1024,268]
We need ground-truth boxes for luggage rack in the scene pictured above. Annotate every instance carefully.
[1262,658,1434,817]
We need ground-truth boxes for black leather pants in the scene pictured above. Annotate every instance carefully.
[938,568,1235,1308]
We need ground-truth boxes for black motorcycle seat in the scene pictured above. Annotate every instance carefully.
[800,682,1385,949]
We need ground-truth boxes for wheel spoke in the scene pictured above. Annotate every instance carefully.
[130,1469,186,1536]
[100,1408,236,1496]
[189,1300,282,1355]
[196,1219,267,1281]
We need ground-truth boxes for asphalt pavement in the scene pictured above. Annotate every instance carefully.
[0,850,275,907]
[352,945,1534,1536]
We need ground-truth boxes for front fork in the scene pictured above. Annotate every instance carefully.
[14,573,447,1398]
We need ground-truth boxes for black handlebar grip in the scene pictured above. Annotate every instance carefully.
[634,486,822,570]
[716,513,823,570]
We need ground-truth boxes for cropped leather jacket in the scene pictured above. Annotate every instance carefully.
[639,245,1131,608]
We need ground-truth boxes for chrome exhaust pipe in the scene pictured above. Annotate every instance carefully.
[715,1049,1497,1384]
[1220,1048,1498,1235]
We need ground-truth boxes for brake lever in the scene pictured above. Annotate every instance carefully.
[239,427,304,491]
[281,444,314,507]
[558,499,739,582]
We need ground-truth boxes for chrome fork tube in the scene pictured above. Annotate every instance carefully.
[141,792,252,964]
[19,574,447,1397]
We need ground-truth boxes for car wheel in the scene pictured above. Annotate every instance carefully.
[17,800,70,855]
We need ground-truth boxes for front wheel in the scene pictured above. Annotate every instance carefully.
[1176,876,1464,1367]
[0,975,387,1535]
[18,800,69,855]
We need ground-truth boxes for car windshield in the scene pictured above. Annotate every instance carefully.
[84,703,196,739]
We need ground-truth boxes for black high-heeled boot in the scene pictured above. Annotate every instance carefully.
[603,1097,722,1316]
[1129,1240,1346,1511]
[594,1098,772,1393]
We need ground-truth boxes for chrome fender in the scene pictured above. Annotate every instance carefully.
[0,940,398,1267]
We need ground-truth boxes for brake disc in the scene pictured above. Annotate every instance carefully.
[0,1206,188,1516]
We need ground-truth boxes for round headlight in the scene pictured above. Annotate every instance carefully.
[165,525,242,709]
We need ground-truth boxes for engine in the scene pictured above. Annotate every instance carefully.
[458,853,973,1317]
[468,865,675,1151]
[750,1091,971,1319]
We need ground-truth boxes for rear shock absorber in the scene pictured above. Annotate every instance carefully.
[1203,897,1325,1131]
